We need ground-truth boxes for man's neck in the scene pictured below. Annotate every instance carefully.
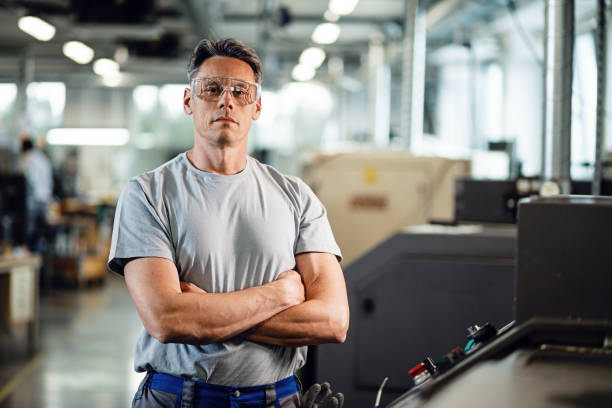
[187,143,247,175]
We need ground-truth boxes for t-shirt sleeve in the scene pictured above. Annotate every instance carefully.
[294,178,342,261]
[107,179,176,275]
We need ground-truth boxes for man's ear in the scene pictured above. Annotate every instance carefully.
[252,97,262,120]
[183,87,193,115]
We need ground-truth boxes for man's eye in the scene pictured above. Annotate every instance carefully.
[233,88,246,96]
[204,86,220,94]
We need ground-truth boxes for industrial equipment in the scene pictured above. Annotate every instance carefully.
[302,152,470,265]
[385,196,612,407]
[310,223,515,407]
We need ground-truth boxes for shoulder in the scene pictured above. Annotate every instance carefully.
[248,156,318,210]
[248,156,311,196]
[130,153,188,198]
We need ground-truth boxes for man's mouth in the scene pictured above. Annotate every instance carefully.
[215,116,237,124]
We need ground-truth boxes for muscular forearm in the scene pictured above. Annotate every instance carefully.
[124,258,304,346]
[150,287,295,345]
[242,299,349,347]
[243,252,349,347]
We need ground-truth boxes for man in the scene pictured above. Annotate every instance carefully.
[18,137,53,253]
[108,38,349,408]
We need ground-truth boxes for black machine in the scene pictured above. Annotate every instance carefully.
[386,196,612,407]
[310,224,516,407]
[454,178,612,224]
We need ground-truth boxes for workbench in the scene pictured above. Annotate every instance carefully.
[0,253,40,352]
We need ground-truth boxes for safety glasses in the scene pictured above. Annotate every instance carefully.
[190,76,261,105]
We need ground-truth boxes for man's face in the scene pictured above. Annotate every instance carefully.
[183,56,262,147]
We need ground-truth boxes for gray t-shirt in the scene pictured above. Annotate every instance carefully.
[108,153,341,386]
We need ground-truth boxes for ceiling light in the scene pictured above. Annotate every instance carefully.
[328,0,359,16]
[114,45,130,64]
[292,64,316,82]
[312,23,340,45]
[299,47,326,69]
[102,72,122,87]
[62,41,94,64]
[17,16,56,41]
[47,128,129,146]
[93,58,119,76]
[324,10,340,22]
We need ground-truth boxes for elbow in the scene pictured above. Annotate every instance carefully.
[329,310,350,344]
[143,312,185,344]
[145,317,219,345]
[145,318,176,344]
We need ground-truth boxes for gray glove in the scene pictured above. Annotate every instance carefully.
[301,382,344,408]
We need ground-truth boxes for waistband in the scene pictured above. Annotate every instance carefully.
[149,372,300,400]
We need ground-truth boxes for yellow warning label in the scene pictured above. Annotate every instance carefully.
[362,167,379,184]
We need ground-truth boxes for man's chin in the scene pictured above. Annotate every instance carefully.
[201,132,243,146]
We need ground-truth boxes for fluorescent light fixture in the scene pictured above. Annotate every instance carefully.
[312,23,340,45]
[102,72,122,87]
[292,64,316,81]
[47,128,129,146]
[329,0,359,16]
[62,41,94,64]
[323,10,340,22]
[299,47,326,69]
[114,45,130,64]
[18,16,56,41]
[93,58,119,76]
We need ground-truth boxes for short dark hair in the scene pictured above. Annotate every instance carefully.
[21,139,34,153]
[187,38,262,84]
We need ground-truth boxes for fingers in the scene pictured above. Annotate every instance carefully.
[302,383,321,408]
[301,383,344,408]
[334,393,344,408]
[321,396,339,408]
[318,382,332,402]
[179,281,207,294]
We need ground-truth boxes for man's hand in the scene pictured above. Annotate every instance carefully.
[273,269,305,307]
[241,252,349,346]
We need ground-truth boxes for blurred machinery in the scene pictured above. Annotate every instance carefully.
[454,178,612,224]
[310,223,515,407]
[385,196,612,407]
[302,152,470,265]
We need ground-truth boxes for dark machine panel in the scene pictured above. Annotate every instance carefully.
[387,319,612,408]
[355,257,513,389]
[385,196,612,408]
[313,225,516,408]
[516,195,612,323]
[455,179,612,224]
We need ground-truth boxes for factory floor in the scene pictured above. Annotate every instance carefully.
[0,273,144,408]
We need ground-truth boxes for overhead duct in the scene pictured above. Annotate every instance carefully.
[541,0,574,194]
[71,0,155,24]
[175,0,216,39]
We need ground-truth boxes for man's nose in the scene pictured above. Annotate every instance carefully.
[217,87,234,109]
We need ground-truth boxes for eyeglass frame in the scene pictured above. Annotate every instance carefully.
[189,76,262,106]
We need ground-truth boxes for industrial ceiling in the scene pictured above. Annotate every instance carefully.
[0,0,599,87]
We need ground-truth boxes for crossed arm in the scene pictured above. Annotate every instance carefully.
[123,252,349,347]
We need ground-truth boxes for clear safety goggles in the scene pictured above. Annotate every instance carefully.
[190,76,261,106]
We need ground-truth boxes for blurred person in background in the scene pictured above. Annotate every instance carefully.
[18,137,53,253]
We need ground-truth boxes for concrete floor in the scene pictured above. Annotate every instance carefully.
[0,273,145,408]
